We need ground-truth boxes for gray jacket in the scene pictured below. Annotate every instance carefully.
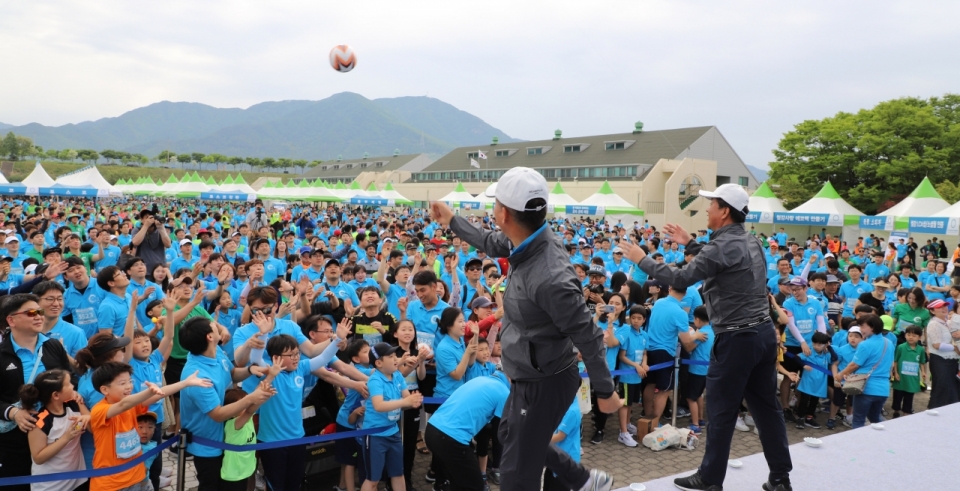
[638,223,769,334]
[449,217,615,396]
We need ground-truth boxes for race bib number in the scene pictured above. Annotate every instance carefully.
[404,370,419,390]
[900,361,919,376]
[115,428,141,460]
[417,331,436,349]
[796,319,813,335]
[75,307,97,326]
[634,350,643,363]
[388,409,401,422]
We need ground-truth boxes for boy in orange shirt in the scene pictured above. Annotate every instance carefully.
[90,361,211,491]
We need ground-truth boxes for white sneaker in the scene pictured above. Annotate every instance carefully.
[789,395,797,407]
[626,423,637,435]
[735,416,750,432]
[618,432,638,447]
[579,469,615,491]
[159,476,173,490]
[744,414,755,426]
[160,467,173,478]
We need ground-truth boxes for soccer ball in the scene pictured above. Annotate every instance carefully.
[329,45,357,73]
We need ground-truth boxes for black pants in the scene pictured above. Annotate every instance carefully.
[590,389,608,432]
[542,469,569,491]
[260,443,307,491]
[795,391,820,420]
[891,390,915,413]
[149,424,163,491]
[700,323,792,486]
[402,407,420,484]
[425,424,485,491]
[498,364,590,491]
[194,455,248,491]
[929,355,960,409]
[0,429,31,491]
[489,416,502,470]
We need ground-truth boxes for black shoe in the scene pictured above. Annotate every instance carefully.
[803,417,821,429]
[762,481,793,491]
[674,471,722,490]
[783,409,798,423]
[487,468,500,485]
[425,469,436,483]
[795,421,805,430]
[590,430,604,445]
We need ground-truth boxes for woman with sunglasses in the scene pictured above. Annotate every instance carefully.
[0,294,76,491]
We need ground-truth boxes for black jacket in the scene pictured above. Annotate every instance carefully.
[0,332,73,421]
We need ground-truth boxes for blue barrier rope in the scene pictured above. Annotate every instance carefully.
[783,351,833,376]
[422,397,448,405]
[0,434,176,486]
[191,425,394,452]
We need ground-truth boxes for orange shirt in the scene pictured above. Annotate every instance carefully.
[90,400,148,491]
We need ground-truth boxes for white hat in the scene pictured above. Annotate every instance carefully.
[179,239,193,247]
[699,183,750,215]
[4,236,18,244]
[24,264,37,274]
[484,167,548,212]
[109,235,118,241]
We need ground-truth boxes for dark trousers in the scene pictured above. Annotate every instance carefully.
[194,455,248,491]
[0,429,31,491]
[149,424,163,491]
[498,364,590,491]
[542,469,569,491]
[891,390,915,414]
[260,444,307,491]
[488,417,502,469]
[700,323,792,486]
[852,394,886,428]
[425,424,485,491]
[929,355,960,409]
[402,407,420,484]
[590,389,608,432]
[795,391,820,420]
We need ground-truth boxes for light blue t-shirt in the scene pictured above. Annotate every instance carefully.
[43,319,86,358]
[646,296,688,356]
[406,299,450,350]
[335,364,375,428]
[130,350,165,423]
[180,348,235,457]
[835,343,857,372]
[680,288,704,324]
[97,291,132,336]
[598,319,622,371]
[797,349,831,398]
[435,335,467,398]
[363,369,408,437]
[782,297,825,347]
[232,319,309,393]
[554,401,582,465]
[838,280,869,318]
[258,358,315,442]
[688,325,714,376]
[615,326,647,384]
[63,282,106,338]
[851,335,895,397]
[427,376,509,445]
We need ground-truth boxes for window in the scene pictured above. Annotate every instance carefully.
[563,145,581,153]
[346,164,354,168]
[541,169,555,178]
[360,163,368,168]
[320,165,328,171]
[467,152,479,159]
[738,176,749,186]
[716,175,730,186]
[495,150,509,157]
[528,147,542,155]
[605,142,625,150]
[332,164,340,170]
[375,162,385,167]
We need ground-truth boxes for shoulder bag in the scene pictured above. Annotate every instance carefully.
[842,338,888,396]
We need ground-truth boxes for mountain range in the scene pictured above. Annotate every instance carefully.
[2,92,519,160]
[747,165,769,183]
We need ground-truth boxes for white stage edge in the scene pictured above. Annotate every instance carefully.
[618,402,960,491]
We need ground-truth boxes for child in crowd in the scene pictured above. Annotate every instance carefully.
[829,326,862,428]
[256,333,345,491]
[220,386,272,489]
[22,369,90,491]
[135,412,168,489]
[795,332,833,429]
[213,291,243,363]
[394,319,430,487]
[544,400,583,491]
[90,361,210,491]
[891,325,927,417]
[615,305,648,446]
[465,338,498,381]
[361,343,423,491]
[334,340,374,491]
[142,300,164,338]
[683,306,713,435]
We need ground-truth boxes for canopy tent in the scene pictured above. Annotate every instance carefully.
[546,182,579,214]
[0,171,8,184]
[777,182,862,227]
[340,181,368,200]
[574,181,644,222]
[879,177,950,220]
[745,182,787,224]
[438,182,485,210]
[229,174,257,195]
[54,165,123,196]
[22,162,56,187]
[204,176,217,186]
[134,177,161,196]
[200,190,256,202]
[330,181,349,199]
[308,179,341,202]
[161,172,210,197]
[378,182,414,206]
[0,182,106,197]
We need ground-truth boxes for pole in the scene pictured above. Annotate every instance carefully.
[670,348,681,428]
[176,431,188,491]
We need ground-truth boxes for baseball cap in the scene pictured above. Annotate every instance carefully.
[465,258,483,269]
[370,342,400,362]
[587,264,606,277]
[483,167,548,212]
[848,326,862,335]
[698,183,750,215]
[788,277,808,287]
[767,240,779,247]
[63,256,85,269]
[333,230,342,237]
[777,277,793,286]
[179,239,193,247]
[471,297,495,310]
[90,336,131,357]
[24,264,37,274]
[881,315,894,331]
[0,256,12,263]
[613,247,624,254]
[299,246,313,255]
[873,279,890,289]
[42,247,62,258]
[3,236,18,244]
[825,275,840,283]
[927,299,948,310]
[324,259,341,270]
[138,411,159,423]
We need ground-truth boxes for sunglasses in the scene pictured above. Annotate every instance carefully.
[466,267,482,272]
[250,307,273,316]
[10,309,45,318]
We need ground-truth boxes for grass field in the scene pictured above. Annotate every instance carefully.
[2,160,296,184]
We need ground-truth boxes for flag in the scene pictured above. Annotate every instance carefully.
[470,158,480,169]
[478,150,487,160]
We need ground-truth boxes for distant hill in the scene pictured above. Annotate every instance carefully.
[747,164,769,183]
[7,92,519,160]
[0,122,12,130]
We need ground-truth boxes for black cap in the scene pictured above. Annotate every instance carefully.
[324,259,341,270]
[90,336,131,357]
[370,342,400,362]
[42,247,62,258]
[465,258,483,269]
[63,256,85,268]
[0,256,12,263]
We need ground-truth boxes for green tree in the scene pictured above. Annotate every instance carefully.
[139,155,149,166]
[308,159,322,167]
[101,149,118,163]
[277,158,292,171]
[262,157,276,170]
[177,154,192,166]
[228,156,243,167]
[76,149,99,163]
[246,158,261,172]
[769,95,960,214]
[64,149,78,162]
[191,152,205,163]
[45,149,59,161]
[292,159,308,171]
[935,180,960,204]
[157,150,176,163]
[1,132,17,159]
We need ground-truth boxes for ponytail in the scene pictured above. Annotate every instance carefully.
[19,369,68,409]
[76,332,121,374]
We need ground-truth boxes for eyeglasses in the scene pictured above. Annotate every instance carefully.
[10,309,45,318]
[279,351,301,359]
[40,297,64,304]
[313,329,333,334]
[614,252,623,255]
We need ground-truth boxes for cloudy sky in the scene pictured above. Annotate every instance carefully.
[2,1,958,169]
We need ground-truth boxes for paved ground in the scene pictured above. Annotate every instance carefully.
[160,390,931,490]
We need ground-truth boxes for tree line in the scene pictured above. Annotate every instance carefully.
[1,131,323,171]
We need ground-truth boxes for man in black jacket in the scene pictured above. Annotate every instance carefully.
[0,294,74,491]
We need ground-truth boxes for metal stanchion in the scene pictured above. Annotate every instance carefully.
[176,431,188,491]
[670,349,681,428]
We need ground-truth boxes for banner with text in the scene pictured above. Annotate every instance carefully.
[907,217,960,235]
[773,212,842,227]
[746,211,775,224]
[858,215,895,231]
[566,205,606,216]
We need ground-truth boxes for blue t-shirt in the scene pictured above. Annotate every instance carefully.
[435,335,467,398]
[554,401,582,465]
[597,319,622,371]
[832,329,849,349]
[258,358,316,442]
[43,319,86,358]
[838,280,869,318]
[835,343,857,372]
[363,370,408,437]
[94,245,123,272]
[427,376,509,445]
[406,299,450,350]
[0,273,24,293]
[321,281,361,309]
[130,350,165,423]
[170,256,198,275]
[851,335,895,397]
[687,325,714,376]
[385,283,406,319]
[680,288,704,324]
[180,349,235,457]
[97,291,132,336]
[797,349,831,398]
[63,282,106,338]
[335,364,375,428]
[646,296,688,356]
[465,360,498,382]
[863,263,890,283]
[615,326,647,384]
[782,297,825,347]
[262,257,286,284]
[923,273,949,301]
[232,319,309,393]
[128,279,165,329]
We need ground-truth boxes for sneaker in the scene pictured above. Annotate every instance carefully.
[803,417,821,429]
[425,469,436,483]
[618,432,638,447]
[676,406,691,418]
[159,476,173,489]
[333,487,346,491]
[487,468,500,485]
[735,416,749,432]
[826,418,836,430]
[698,419,707,427]
[743,414,755,426]
[762,481,793,491]
[893,411,901,419]
[689,425,702,435]
[673,470,722,490]
[590,430,604,445]
[789,395,797,408]
[626,423,638,435]
[795,421,805,430]
[255,470,266,491]
[842,415,853,428]
[783,409,798,423]
[754,426,759,435]
[160,467,173,478]
[881,408,888,416]
[579,469,615,491]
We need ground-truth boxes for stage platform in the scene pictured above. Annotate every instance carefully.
[618,402,960,491]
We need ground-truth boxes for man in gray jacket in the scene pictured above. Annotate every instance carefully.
[431,167,620,491]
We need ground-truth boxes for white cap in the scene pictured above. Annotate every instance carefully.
[4,236,18,244]
[109,235,118,241]
[848,326,862,335]
[179,239,193,247]
[24,264,37,274]
[699,183,750,215]
[484,167,548,212]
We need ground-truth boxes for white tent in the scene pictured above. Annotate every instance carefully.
[229,174,258,196]
[789,182,862,217]
[54,165,123,196]
[547,182,579,207]
[745,182,787,224]
[0,172,10,184]
[577,181,645,223]
[878,177,949,217]
[379,182,414,205]
[22,162,56,187]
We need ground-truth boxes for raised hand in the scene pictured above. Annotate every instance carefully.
[252,310,273,334]
[245,332,266,350]
[182,371,214,388]
[144,381,166,397]
[269,356,285,376]
[662,224,691,245]
[336,317,352,341]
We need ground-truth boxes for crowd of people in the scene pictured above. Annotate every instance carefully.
[0,193,958,491]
